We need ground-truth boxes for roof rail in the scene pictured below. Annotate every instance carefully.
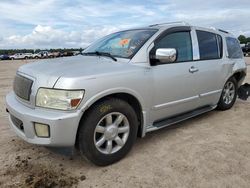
[218,29,229,34]
[149,21,190,27]
[210,27,229,34]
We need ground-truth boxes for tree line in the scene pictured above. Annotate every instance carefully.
[0,48,84,55]
[238,35,250,44]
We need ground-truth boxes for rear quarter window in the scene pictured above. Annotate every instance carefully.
[226,37,243,59]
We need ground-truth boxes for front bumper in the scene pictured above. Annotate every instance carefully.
[6,92,82,146]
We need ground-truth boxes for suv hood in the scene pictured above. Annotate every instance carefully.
[18,55,133,88]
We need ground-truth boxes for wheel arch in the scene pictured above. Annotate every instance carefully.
[231,71,246,87]
[75,91,145,147]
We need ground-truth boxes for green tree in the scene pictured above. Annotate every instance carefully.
[238,35,247,44]
[246,37,250,44]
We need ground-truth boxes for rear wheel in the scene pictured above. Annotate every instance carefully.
[77,98,138,166]
[217,77,237,110]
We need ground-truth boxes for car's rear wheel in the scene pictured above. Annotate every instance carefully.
[217,77,237,110]
[77,98,138,166]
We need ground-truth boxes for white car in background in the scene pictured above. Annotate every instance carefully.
[9,53,33,60]
[32,51,50,59]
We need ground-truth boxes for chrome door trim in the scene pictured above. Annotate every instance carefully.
[199,89,222,98]
[152,95,199,110]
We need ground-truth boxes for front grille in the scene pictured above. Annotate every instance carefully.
[10,114,24,132]
[13,74,33,101]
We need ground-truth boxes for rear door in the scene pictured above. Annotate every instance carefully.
[192,29,225,107]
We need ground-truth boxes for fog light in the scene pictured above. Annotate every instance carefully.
[34,123,50,138]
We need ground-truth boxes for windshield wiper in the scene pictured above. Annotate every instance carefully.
[82,51,117,61]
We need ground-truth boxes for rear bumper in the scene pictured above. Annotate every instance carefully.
[5,92,82,146]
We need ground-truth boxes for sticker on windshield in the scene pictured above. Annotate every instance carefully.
[119,39,130,47]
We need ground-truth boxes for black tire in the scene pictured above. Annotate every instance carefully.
[77,98,138,166]
[217,77,238,111]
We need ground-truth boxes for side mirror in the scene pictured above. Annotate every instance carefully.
[155,48,177,63]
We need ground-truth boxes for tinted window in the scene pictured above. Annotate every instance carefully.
[154,32,193,62]
[197,30,220,60]
[226,37,243,59]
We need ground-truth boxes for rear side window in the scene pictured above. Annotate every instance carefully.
[197,30,221,60]
[154,31,193,62]
[226,37,243,59]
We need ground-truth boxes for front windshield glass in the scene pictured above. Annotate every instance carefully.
[84,29,158,59]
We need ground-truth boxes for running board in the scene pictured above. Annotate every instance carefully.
[146,105,216,132]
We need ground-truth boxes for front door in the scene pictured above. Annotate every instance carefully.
[150,28,199,122]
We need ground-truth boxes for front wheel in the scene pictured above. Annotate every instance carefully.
[217,77,237,111]
[77,98,138,166]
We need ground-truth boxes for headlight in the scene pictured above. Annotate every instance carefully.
[36,88,84,110]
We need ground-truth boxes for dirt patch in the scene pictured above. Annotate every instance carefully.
[2,155,81,188]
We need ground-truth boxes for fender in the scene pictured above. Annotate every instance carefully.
[78,87,149,137]
[79,87,146,112]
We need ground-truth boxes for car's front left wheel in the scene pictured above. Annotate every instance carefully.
[77,98,138,166]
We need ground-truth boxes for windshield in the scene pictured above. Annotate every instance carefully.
[84,29,158,59]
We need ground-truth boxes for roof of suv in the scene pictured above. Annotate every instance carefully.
[132,21,234,38]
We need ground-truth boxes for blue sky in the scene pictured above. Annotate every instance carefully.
[0,0,250,49]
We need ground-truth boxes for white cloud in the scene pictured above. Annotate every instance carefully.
[0,0,250,49]
[0,25,120,49]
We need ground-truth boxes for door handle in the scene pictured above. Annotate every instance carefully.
[189,66,199,73]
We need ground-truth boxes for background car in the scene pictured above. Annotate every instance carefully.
[9,53,33,60]
[242,42,250,56]
[0,54,10,60]
[32,51,49,59]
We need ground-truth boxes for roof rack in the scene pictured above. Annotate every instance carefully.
[149,21,190,27]
[210,27,229,34]
[218,29,229,34]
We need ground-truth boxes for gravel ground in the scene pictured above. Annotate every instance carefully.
[0,58,249,188]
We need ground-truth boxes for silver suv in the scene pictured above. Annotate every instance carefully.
[6,22,247,166]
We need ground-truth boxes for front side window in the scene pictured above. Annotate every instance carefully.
[84,29,157,59]
[153,31,193,62]
[197,30,220,60]
[226,37,243,59]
